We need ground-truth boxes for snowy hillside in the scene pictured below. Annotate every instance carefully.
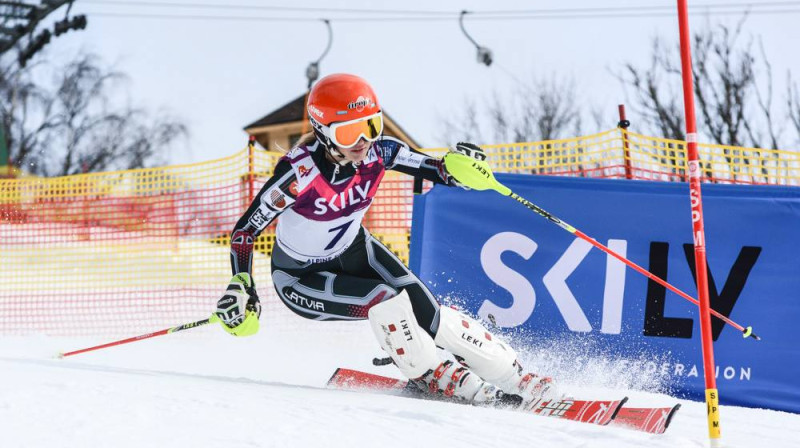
[2,317,798,448]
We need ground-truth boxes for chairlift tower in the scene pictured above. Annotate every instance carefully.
[1,1,87,66]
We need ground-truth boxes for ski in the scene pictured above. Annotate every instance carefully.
[328,368,625,427]
[328,368,679,434]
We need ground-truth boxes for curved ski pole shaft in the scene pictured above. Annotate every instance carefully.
[508,191,759,341]
[59,317,215,358]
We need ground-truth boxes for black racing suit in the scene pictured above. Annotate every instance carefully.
[229,136,456,337]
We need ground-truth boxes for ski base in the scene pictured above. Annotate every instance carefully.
[328,368,678,434]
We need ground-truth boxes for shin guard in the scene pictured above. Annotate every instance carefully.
[368,291,440,379]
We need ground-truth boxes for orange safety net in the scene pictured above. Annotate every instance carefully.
[0,150,275,336]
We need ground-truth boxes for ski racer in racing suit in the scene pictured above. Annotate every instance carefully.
[213,73,558,409]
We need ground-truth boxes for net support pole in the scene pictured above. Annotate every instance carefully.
[0,125,9,178]
[247,135,256,205]
[676,1,722,445]
[617,104,633,180]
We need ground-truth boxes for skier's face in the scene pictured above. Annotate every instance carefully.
[335,138,371,163]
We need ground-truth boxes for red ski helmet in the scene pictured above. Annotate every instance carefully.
[307,74,383,151]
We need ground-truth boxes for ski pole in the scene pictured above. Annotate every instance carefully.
[443,152,760,341]
[59,316,216,358]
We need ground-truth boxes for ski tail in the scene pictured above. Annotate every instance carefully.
[327,368,407,390]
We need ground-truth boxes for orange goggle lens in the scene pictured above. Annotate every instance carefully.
[330,113,384,148]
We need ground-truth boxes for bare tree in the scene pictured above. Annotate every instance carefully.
[744,41,783,150]
[438,96,483,145]
[1,52,186,177]
[619,17,783,149]
[789,77,800,144]
[438,75,583,145]
[527,76,581,141]
[619,37,685,141]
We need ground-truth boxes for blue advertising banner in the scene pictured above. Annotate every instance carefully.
[410,174,800,413]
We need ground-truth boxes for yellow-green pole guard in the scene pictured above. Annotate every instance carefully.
[442,152,512,196]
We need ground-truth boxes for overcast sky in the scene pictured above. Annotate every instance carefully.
[26,0,800,164]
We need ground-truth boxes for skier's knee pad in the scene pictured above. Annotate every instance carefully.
[433,306,519,385]
[368,290,440,379]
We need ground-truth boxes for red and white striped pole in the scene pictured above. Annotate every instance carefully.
[676,1,722,445]
[59,317,214,358]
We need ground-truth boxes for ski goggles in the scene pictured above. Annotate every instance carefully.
[327,112,384,149]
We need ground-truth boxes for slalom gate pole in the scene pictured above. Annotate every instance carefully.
[59,317,215,358]
[676,0,722,445]
[442,153,760,342]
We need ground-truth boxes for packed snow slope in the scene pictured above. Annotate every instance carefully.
[2,314,799,448]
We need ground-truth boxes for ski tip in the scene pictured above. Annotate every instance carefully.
[56,351,65,359]
[665,403,682,430]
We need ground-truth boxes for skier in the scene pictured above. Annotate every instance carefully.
[213,73,558,409]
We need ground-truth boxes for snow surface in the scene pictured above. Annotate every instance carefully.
[3,315,799,448]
